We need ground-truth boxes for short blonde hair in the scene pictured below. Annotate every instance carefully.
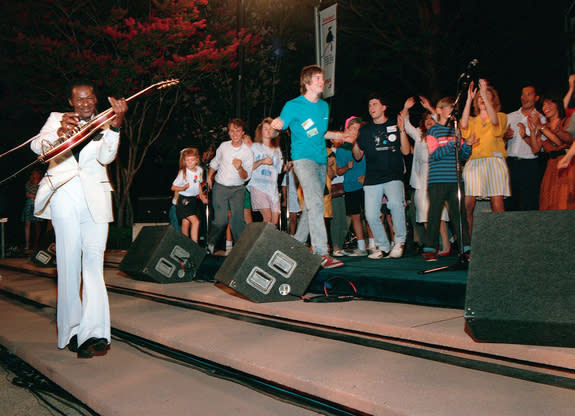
[437,96,454,108]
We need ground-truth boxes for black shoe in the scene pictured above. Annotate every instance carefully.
[68,335,78,353]
[77,337,108,358]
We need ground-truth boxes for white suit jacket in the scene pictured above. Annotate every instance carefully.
[31,112,120,223]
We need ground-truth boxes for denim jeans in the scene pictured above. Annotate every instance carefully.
[208,182,246,246]
[293,159,328,256]
[364,180,406,251]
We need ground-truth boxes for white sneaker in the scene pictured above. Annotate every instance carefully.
[345,248,368,257]
[332,249,345,257]
[368,249,389,259]
[386,243,404,259]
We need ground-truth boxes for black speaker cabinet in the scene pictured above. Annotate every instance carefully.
[215,222,322,302]
[135,196,170,223]
[465,211,575,346]
[31,228,56,267]
[31,242,56,267]
[120,225,206,283]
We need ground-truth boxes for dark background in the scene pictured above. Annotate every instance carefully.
[0,0,573,247]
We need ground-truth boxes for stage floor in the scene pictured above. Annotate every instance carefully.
[1,254,575,415]
[192,249,468,308]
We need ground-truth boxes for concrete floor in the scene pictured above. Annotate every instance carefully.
[1,258,575,415]
[0,366,80,416]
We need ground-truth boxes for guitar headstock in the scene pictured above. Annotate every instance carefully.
[123,79,181,102]
[154,79,180,90]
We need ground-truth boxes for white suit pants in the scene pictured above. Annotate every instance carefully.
[50,177,110,349]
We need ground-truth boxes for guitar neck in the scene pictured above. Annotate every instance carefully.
[93,84,164,121]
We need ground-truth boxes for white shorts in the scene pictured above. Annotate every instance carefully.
[250,187,281,213]
[463,157,510,198]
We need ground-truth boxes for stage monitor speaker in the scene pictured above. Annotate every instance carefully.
[31,228,56,267]
[31,242,56,267]
[464,210,575,347]
[215,222,322,302]
[119,225,206,283]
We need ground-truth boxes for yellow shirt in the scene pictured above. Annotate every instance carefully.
[461,112,508,160]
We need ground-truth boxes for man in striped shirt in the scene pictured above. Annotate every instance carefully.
[421,97,476,261]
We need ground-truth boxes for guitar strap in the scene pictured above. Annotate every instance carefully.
[72,131,103,161]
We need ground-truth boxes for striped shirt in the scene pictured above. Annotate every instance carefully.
[426,123,471,184]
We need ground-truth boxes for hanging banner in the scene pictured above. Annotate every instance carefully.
[319,4,337,98]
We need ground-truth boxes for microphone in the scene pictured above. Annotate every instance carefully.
[466,59,479,89]
[466,58,479,72]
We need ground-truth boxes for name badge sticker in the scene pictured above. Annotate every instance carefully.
[307,127,319,137]
[302,118,314,130]
[387,125,398,133]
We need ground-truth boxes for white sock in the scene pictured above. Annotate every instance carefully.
[368,238,376,249]
[357,240,366,250]
[226,240,233,248]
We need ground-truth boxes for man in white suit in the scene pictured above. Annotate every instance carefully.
[31,81,127,358]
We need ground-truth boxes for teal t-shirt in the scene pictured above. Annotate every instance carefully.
[336,146,366,192]
[279,95,329,164]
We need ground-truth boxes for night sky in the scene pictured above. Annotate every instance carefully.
[330,0,572,125]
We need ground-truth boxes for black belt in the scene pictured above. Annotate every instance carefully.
[507,156,537,161]
[178,195,197,206]
[548,149,568,159]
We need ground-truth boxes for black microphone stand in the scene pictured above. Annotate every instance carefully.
[419,73,471,274]
[279,130,292,233]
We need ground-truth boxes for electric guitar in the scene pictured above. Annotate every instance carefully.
[38,79,179,163]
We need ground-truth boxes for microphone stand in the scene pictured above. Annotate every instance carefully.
[419,74,470,274]
[279,130,292,233]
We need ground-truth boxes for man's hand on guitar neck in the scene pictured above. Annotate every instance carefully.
[108,96,128,129]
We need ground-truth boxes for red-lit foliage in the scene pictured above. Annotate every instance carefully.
[1,0,262,225]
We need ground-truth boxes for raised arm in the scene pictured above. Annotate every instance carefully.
[460,82,476,130]
[397,114,411,155]
[478,79,498,126]
[419,95,436,115]
[563,74,575,110]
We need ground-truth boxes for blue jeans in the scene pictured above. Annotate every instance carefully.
[293,159,328,256]
[208,182,246,246]
[364,180,406,251]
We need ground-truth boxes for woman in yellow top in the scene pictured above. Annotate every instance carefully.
[461,79,510,234]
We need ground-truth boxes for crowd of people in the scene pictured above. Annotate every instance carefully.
[23,70,575,357]
[170,68,575,267]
